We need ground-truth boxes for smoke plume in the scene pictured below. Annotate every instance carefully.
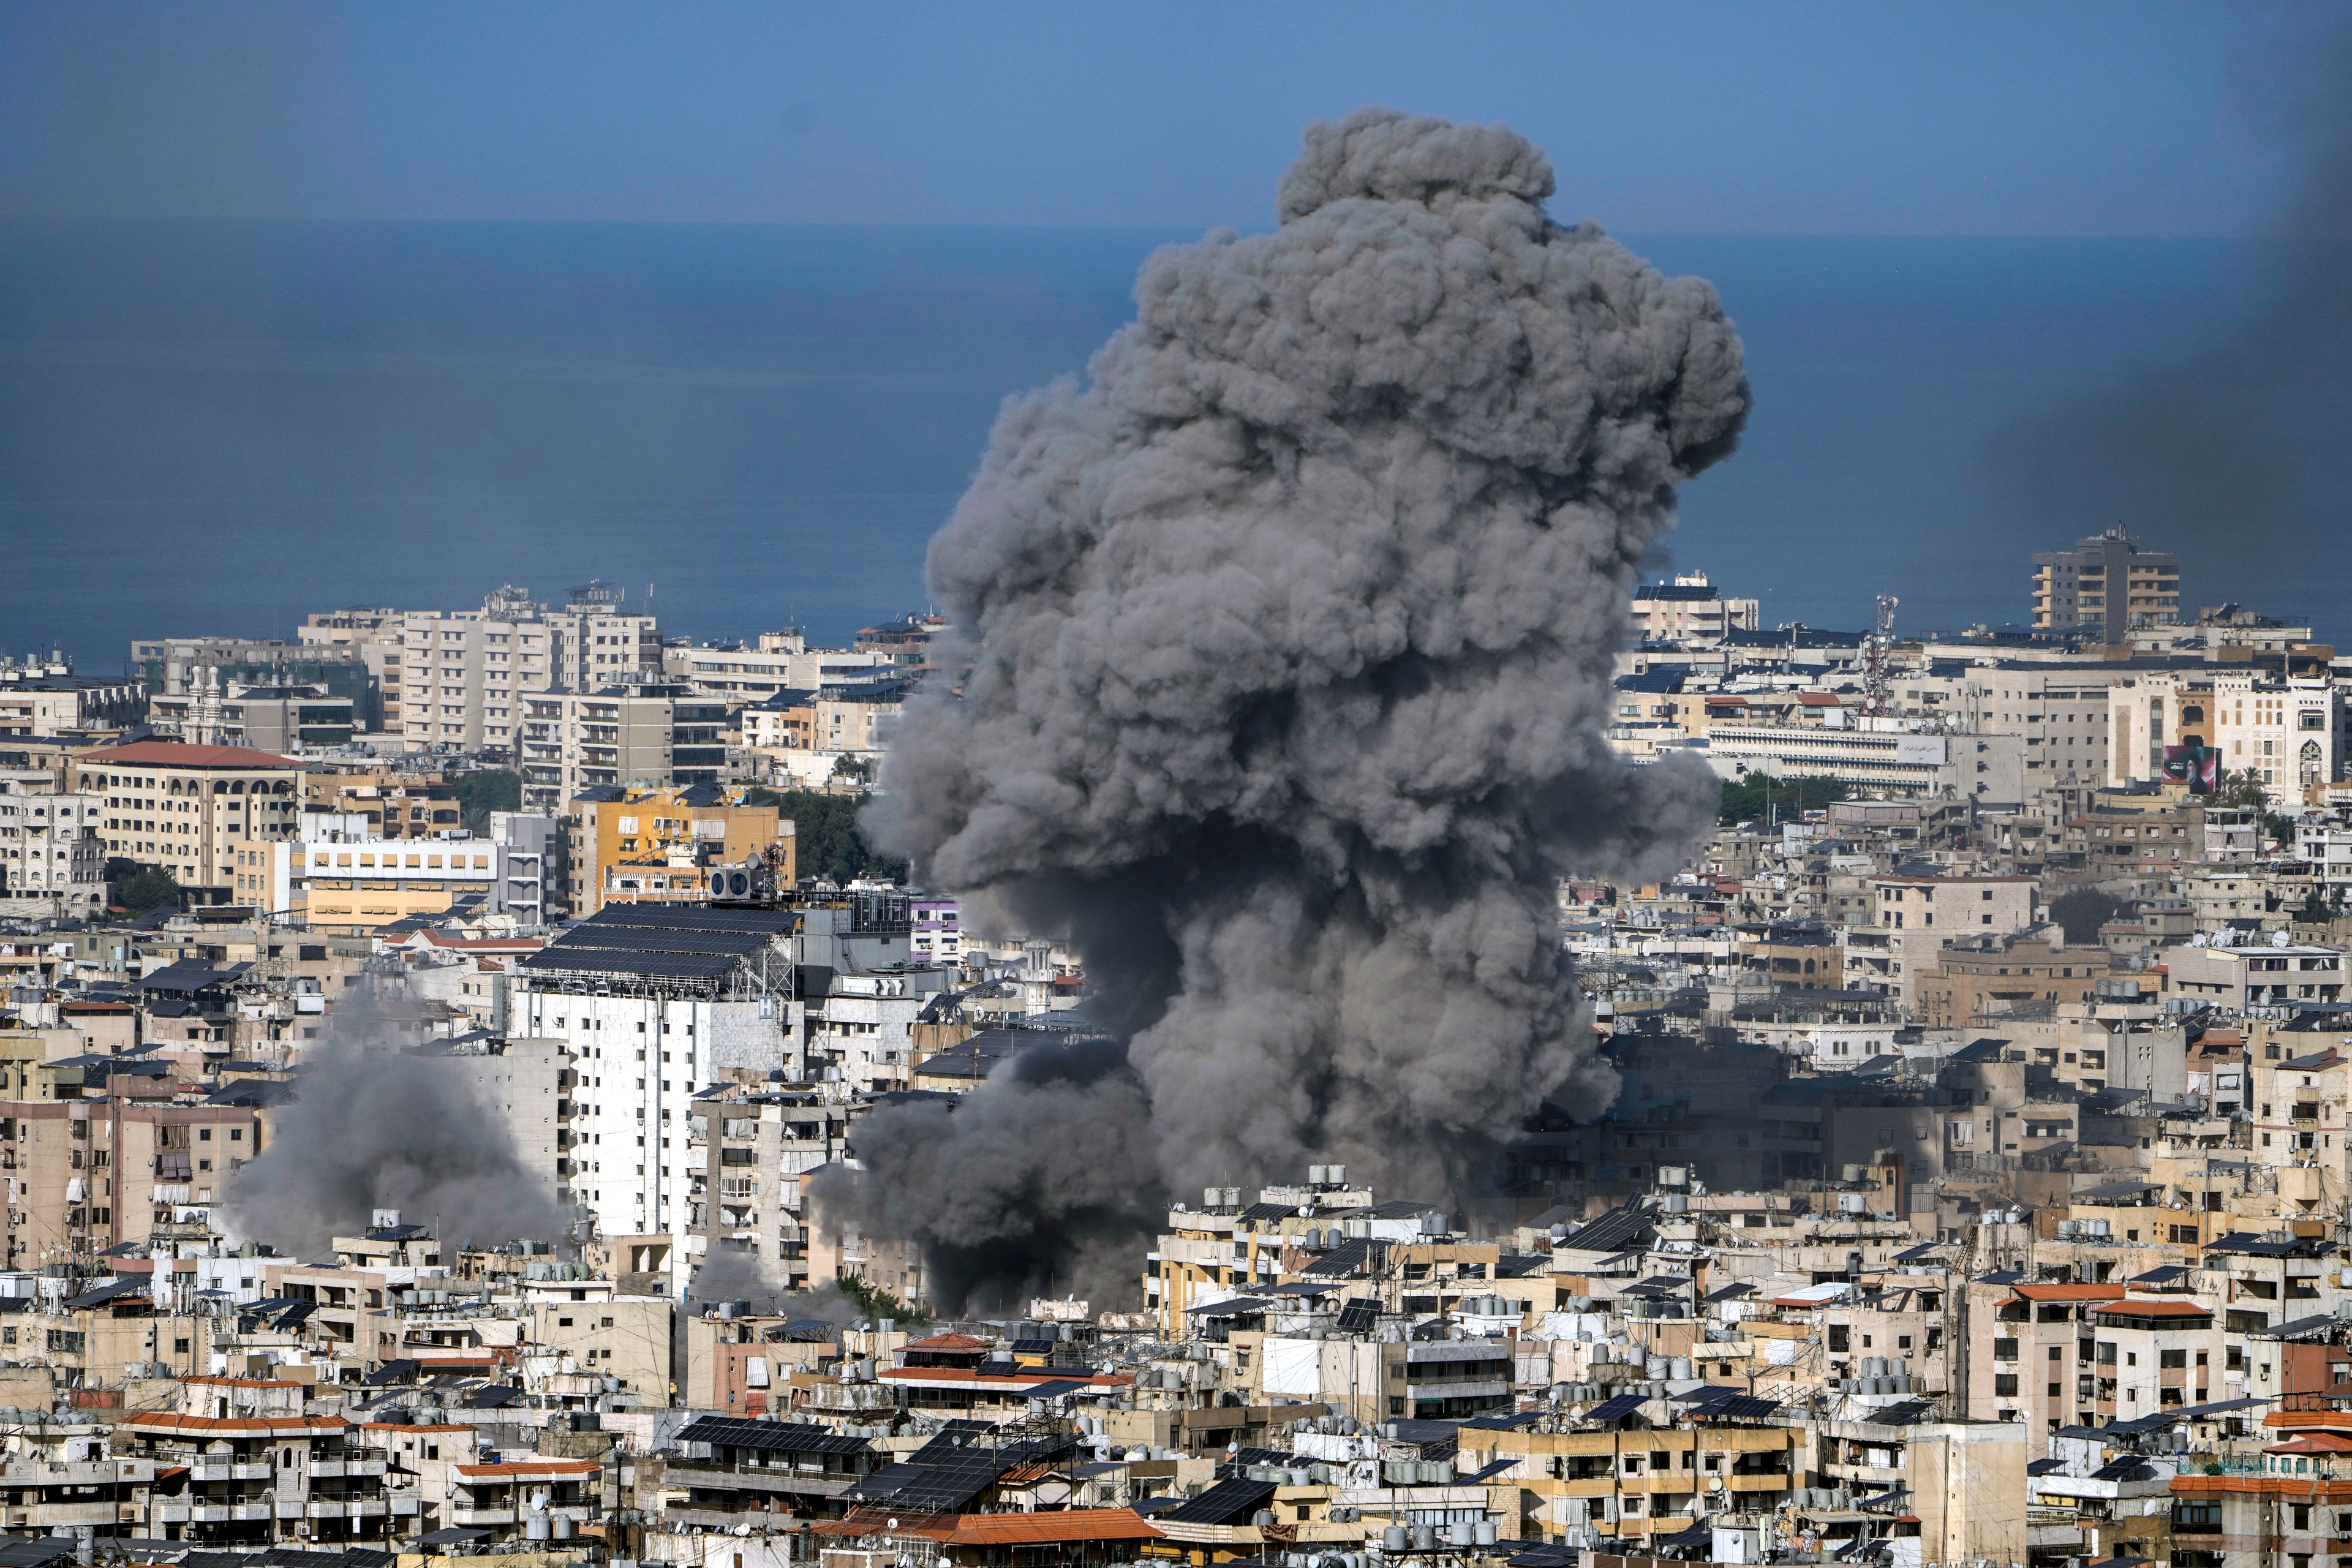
[1977,31,2352,614]
[845,108,1747,1307]
[226,979,564,1259]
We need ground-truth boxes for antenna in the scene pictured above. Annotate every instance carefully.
[1863,595,1899,717]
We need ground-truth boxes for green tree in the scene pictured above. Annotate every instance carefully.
[833,1273,932,1325]
[744,787,909,884]
[1717,772,1852,826]
[105,858,181,916]
[448,769,521,832]
[2049,888,2131,944]
[2298,888,2335,925]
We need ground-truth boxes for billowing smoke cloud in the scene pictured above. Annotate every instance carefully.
[1977,32,2352,615]
[842,108,1747,1308]
[226,979,564,1260]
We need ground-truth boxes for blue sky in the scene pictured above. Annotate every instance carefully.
[0,2,2342,235]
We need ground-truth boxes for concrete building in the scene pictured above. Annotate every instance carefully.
[130,636,375,729]
[2032,526,2181,642]
[1629,571,1761,644]
[510,903,799,1289]
[151,678,355,752]
[397,583,660,756]
[2106,669,2342,799]
[488,810,560,926]
[662,630,890,701]
[567,785,790,919]
[297,832,499,934]
[0,777,105,913]
[518,680,728,812]
[0,675,147,738]
[72,742,307,896]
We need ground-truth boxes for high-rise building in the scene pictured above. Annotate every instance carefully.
[2030,527,2180,643]
[516,680,727,813]
[396,583,661,757]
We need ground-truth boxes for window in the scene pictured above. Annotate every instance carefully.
[1994,1373,2019,1397]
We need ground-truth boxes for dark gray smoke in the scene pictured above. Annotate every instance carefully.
[1977,32,2352,616]
[225,980,564,1260]
[848,108,1747,1308]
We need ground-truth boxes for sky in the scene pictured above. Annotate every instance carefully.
[0,2,2343,237]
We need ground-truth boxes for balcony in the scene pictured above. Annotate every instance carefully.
[190,1461,271,1482]
[453,1508,517,1526]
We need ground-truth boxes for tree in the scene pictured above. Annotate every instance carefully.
[2049,888,2131,944]
[1717,772,1851,826]
[834,1273,931,1325]
[449,769,521,832]
[744,786,909,884]
[2298,888,2335,925]
[105,858,181,916]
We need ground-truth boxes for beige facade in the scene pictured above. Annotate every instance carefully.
[568,786,790,918]
[71,742,306,892]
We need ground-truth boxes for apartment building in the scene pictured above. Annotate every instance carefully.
[150,679,355,752]
[71,742,306,894]
[663,630,890,700]
[297,833,499,933]
[398,584,660,756]
[518,681,727,812]
[300,768,462,839]
[2032,526,2181,642]
[685,1089,851,1294]
[1629,571,1760,644]
[296,608,406,731]
[0,777,104,912]
[567,785,789,918]
[508,904,799,1287]
[0,676,147,738]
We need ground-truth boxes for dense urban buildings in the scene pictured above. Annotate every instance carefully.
[0,549,2338,1568]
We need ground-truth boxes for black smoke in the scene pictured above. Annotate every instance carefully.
[840,108,1748,1308]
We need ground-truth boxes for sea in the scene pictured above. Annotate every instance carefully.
[0,219,2308,671]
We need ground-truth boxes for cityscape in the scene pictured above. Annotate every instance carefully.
[7,12,2352,1568]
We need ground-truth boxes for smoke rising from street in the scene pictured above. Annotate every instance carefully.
[843,108,1748,1308]
[225,980,563,1260]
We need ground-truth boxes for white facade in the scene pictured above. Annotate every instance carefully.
[662,633,888,700]
[298,836,498,891]
[507,987,791,1289]
[399,586,661,755]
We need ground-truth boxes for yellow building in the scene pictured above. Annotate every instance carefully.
[569,785,793,916]
[71,741,306,895]
[299,837,498,933]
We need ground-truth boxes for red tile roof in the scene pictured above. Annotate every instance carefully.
[457,1459,600,1478]
[2094,1298,2212,1319]
[2011,1283,2127,1302]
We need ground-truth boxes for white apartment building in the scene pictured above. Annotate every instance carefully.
[399,584,660,756]
[662,631,889,700]
[1629,572,1760,644]
[0,776,104,912]
[1701,722,2031,802]
[807,967,956,1091]
[509,907,802,1290]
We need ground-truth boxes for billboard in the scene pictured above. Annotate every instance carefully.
[2162,744,2222,794]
